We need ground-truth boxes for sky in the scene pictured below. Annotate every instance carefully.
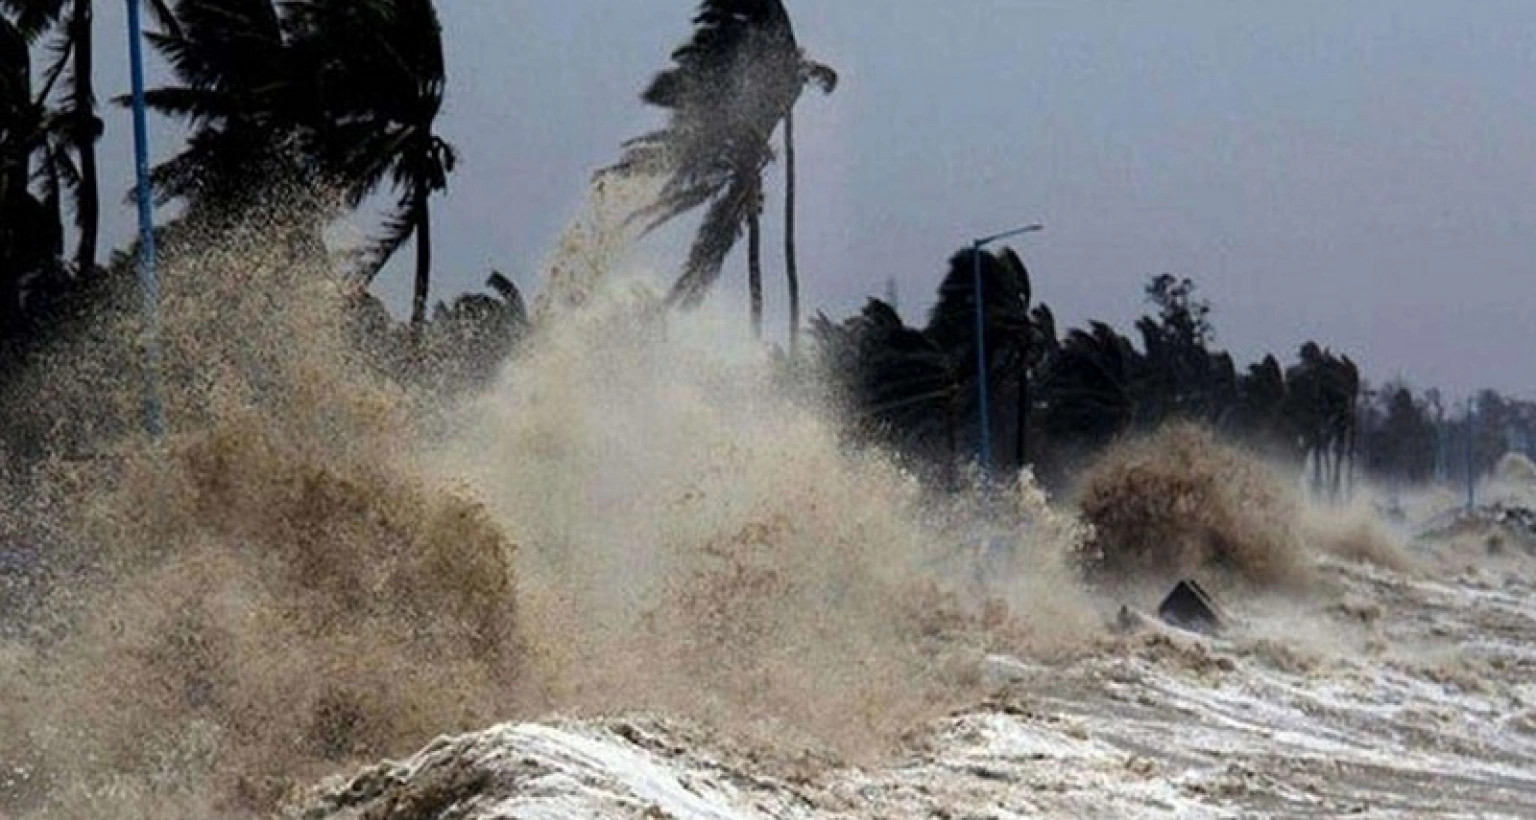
[83,1,1536,398]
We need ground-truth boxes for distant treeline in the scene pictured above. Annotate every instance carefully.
[812,249,1536,495]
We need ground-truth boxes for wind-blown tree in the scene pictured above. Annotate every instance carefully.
[1233,354,1292,452]
[0,9,134,388]
[419,271,528,389]
[0,0,150,276]
[781,55,835,353]
[289,0,455,329]
[1282,342,1360,499]
[0,11,82,340]
[140,0,307,216]
[143,0,454,329]
[1,13,50,333]
[607,0,808,338]
[1036,321,1142,455]
[812,297,967,477]
[1133,274,1239,425]
[923,247,1036,471]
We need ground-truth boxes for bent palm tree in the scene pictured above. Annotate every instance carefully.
[1,15,49,330]
[140,0,301,213]
[812,298,965,475]
[608,0,804,337]
[2,0,169,275]
[289,0,456,330]
[924,247,1035,468]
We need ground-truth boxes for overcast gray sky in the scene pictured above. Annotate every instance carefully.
[87,1,1536,398]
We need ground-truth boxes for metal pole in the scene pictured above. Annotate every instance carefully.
[126,0,163,439]
[969,225,1043,475]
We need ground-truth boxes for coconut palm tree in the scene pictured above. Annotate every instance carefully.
[4,0,91,275]
[142,0,454,328]
[781,56,835,354]
[812,297,966,476]
[1036,321,1143,453]
[608,0,805,338]
[288,0,455,330]
[924,247,1035,469]
[1,14,45,330]
[140,0,305,214]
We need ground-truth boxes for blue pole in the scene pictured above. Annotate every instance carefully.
[126,0,163,439]
[972,241,992,472]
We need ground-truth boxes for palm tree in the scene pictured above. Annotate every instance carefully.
[1,14,42,330]
[288,0,456,330]
[812,297,966,477]
[924,247,1034,469]
[140,0,303,215]
[421,271,528,388]
[607,0,805,338]
[1037,321,1142,453]
[143,0,454,328]
[781,56,835,354]
[2,0,103,276]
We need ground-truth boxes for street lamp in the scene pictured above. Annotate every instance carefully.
[126,0,163,439]
[971,223,1043,473]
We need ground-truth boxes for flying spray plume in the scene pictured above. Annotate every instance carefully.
[0,178,1100,818]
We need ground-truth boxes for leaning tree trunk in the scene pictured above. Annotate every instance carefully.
[410,183,431,331]
[1327,429,1339,500]
[783,107,800,355]
[1014,348,1030,470]
[747,204,763,341]
[945,389,960,490]
[0,40,32,332]
[71,0,99,276]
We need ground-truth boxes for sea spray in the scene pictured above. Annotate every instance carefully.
[0,214,527,818]
[0,201,1095,817]
[1073,423,1315,593]
[439,277,1100,753]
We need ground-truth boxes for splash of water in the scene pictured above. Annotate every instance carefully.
[0,194,1094,817]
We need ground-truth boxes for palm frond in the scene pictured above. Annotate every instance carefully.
[351,194,417,285]
[666,171,756,307]
[146,0,184,40]
[801,58,837,94]
[0,0,65,42]
[486,270,528,330]
[33,29,72,105]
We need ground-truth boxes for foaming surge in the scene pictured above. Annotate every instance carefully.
[0,202,1094,817]
[0,214,527,818]
[1073,423,1416,605]
[441,283,1098,748]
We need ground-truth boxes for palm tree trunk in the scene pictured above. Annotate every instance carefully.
[71,0,99,276]
[410,183,431,330]
[1014,353,1030,470]
[946,392,959,489]
[748,206,763,341]
[1,44,32,331]
[783,107,800,356]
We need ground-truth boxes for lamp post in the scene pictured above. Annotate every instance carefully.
[126,0,163,439]
[971,223,1043,473]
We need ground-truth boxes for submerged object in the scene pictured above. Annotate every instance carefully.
[1157,579,1222,635]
